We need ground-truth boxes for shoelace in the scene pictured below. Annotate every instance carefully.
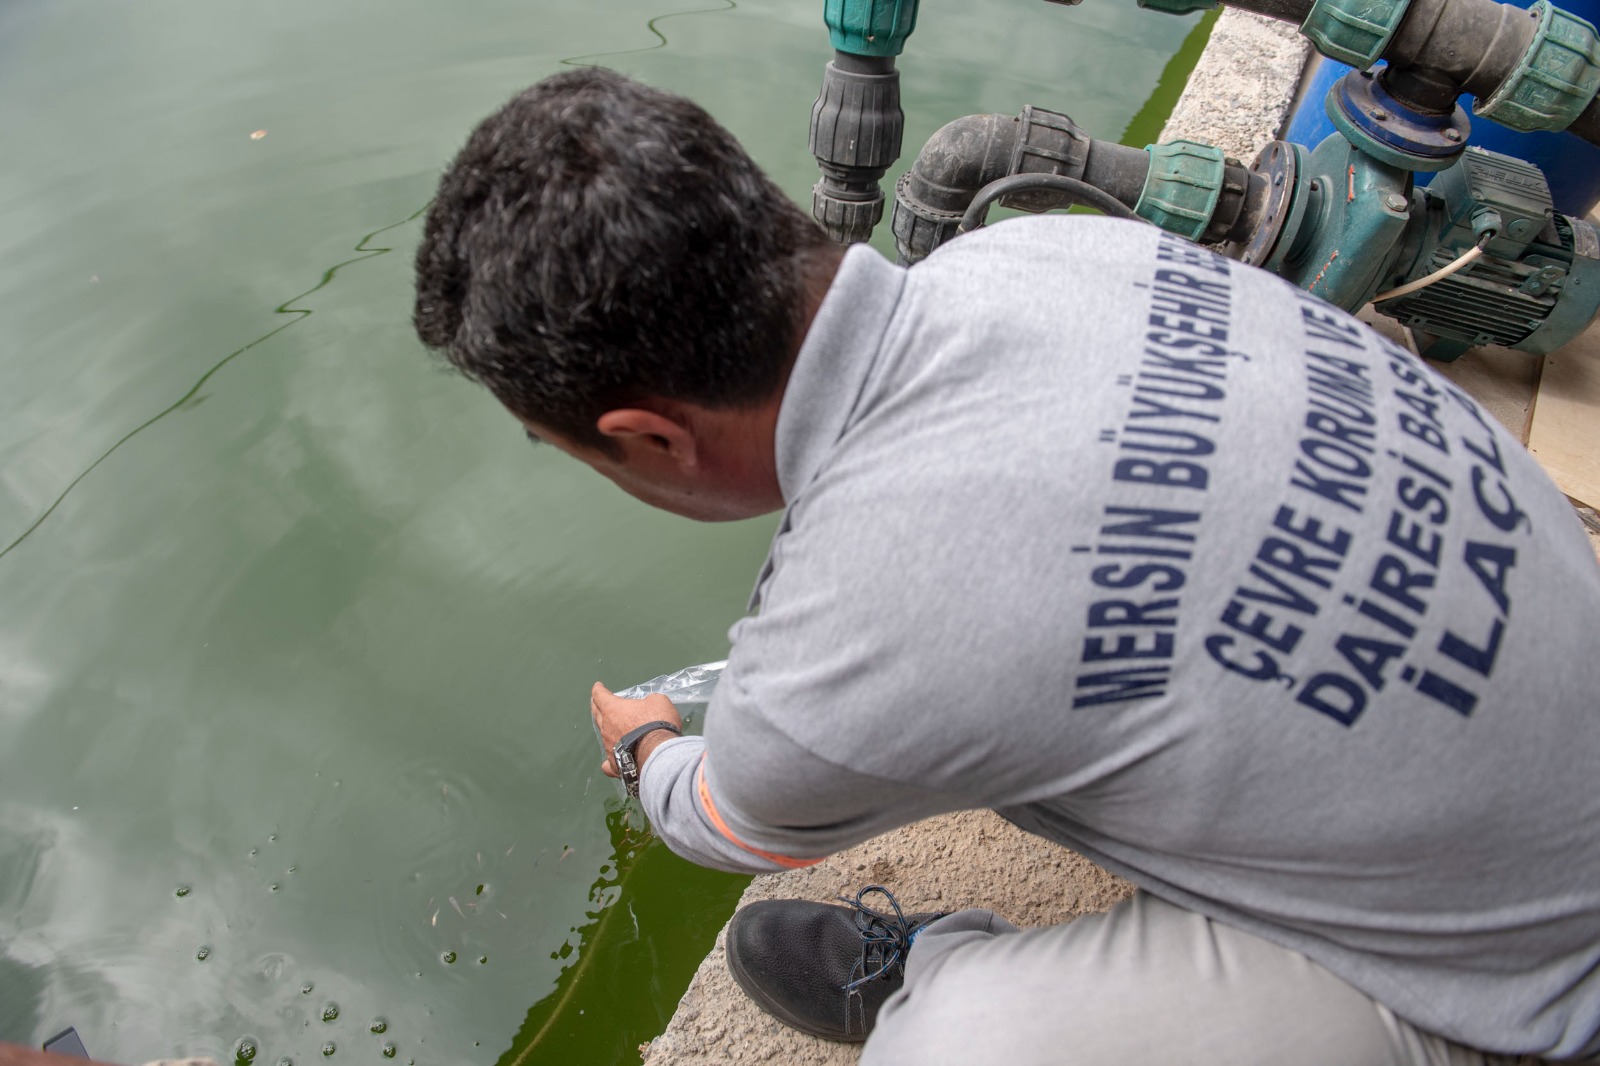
[838,884,920,993]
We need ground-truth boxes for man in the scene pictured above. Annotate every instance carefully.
[414,67,1600,1063]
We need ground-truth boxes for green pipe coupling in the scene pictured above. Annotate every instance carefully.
[1299,0,1411,68]
[1136,140,1226,241]
[824,0,920,56]
[1476,0,1600,132]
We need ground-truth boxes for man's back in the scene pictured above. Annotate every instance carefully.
[696,215,1600,1057]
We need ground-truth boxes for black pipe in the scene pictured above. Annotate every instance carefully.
[891,113,1017,264]
[1568,94,1600,144]
[1206,165,1261,244]
[1219,0,1316,24]
[891,108,1152,263]
[1381,0,1537,111]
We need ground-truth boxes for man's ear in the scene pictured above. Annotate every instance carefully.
[595,407,698,467]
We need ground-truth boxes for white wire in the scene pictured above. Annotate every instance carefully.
[1372,240,1488,303]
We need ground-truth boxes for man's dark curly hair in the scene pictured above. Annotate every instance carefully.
[414,67,833,453]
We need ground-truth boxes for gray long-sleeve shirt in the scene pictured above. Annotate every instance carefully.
[639,216,1600,1058]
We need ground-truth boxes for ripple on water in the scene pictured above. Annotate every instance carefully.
[367,747,534,979]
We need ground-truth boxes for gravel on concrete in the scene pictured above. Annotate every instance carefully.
[1159,9,1312,162]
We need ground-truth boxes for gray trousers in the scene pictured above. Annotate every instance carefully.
[862,891,1550,1066]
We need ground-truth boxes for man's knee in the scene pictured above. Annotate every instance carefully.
[860,893,1502,1066]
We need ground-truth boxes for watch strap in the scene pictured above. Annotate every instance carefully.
[613,720,682,797]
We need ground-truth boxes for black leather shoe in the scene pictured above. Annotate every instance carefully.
[725,885,944,1042]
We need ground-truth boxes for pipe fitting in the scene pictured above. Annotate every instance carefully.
[1381,0,1539,110]
[809,52,904,244]
[1299,0,1411,67]
[1474,0,1600,132]
[891,107,1152,263]
[824,0,920,57]
[891,112,1018,262]
[1136,140,1228,240]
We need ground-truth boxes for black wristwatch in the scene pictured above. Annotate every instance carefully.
[613,720,682,798]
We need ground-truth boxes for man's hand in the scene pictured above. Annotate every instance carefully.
[590,682,685,779]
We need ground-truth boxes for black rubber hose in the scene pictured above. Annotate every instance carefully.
[958,174,1150,232]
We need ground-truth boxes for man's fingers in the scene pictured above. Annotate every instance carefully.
[590,681,614,721]
[599,756,619,778]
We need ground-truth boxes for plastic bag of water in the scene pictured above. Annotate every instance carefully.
[592,660,726,800]
[614,660,726,704]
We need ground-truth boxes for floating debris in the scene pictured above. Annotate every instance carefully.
[250,130,267,140]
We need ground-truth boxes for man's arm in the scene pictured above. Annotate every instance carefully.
[591,683,817,874]
[591,682,958,874]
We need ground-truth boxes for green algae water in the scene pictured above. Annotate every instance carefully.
[0,1,1209,1062]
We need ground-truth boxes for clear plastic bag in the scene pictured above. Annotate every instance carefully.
[591,660,726,801]
[614,660,726,704]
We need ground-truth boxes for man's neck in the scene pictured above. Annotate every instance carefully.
[791,242,848,366]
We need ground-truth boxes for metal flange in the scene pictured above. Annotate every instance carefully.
[1221,139,1307,267]
[1327,69,1470,171]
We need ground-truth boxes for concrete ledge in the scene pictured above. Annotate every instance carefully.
[1159,9,1311,161]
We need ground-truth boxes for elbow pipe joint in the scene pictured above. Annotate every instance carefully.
[890,112,1027,264]
[890,107,1153,263]
[809,51,904,244]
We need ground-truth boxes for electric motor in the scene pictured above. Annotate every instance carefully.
[1376,147,1600,359]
